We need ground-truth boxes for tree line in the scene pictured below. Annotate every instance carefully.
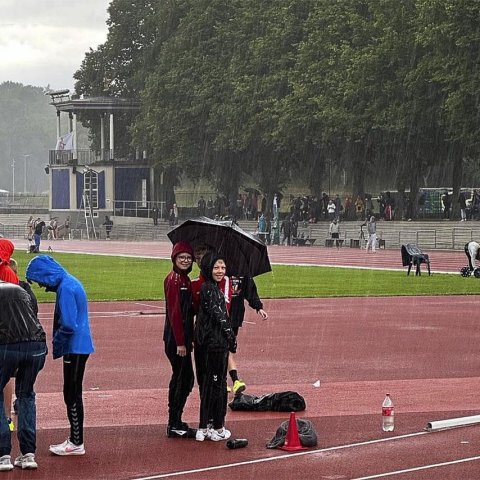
[73,0,480,218]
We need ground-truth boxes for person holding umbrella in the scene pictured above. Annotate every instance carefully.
[168,217,272,398]
[163,241,196,438]
[191,245,267,396]
[195,252,236,442]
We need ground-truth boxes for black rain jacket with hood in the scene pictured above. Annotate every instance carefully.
[195,252,236,353]
[0,281,46,344]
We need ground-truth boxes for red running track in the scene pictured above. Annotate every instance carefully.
[12,238,468,273]
[4,295,479,479]
[5,239,479,478]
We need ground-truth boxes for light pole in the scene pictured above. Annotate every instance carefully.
[11,158,15,203]
[24,154,31,193]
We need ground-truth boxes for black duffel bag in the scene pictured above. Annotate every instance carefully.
[228,391,306,412]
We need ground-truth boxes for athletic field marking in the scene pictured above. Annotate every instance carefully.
[133,431,429,479]
[134,302,163,309]
[351,455,480,479]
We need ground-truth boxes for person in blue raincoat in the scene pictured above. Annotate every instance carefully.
[25,255,94,457]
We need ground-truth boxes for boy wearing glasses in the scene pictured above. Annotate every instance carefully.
[164,242,196,438]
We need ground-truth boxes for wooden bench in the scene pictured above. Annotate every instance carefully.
[401,244,431,276]
[350,239,360,248]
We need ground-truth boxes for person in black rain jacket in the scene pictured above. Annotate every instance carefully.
[194,252,236,442]
[0,281,47,470]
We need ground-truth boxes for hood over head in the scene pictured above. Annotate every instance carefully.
[171,241,194,274]
[0,239,14,264]
[200,251,226,283]
[25,255,67,288]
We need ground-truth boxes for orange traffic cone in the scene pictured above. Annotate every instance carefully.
[279,412,308,451]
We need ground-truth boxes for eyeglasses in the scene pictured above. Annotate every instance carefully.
[177,255,193,262]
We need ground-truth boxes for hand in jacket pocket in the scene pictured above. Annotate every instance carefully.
[52,327,74,359]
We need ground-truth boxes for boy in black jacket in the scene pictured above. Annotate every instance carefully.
[227,275,268,395]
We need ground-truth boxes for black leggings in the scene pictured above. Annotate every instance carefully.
[63,354,89,446]
[165,348,194,426]
[199,350,228,430]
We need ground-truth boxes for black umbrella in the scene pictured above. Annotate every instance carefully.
[167,216,271,277]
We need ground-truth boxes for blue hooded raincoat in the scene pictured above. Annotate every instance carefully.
[25,255,95,359]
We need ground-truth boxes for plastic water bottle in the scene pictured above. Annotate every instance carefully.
[226,439,248,449]
[382,394,394,431]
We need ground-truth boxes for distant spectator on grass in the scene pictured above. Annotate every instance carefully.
[257,213,267,244]
[441,191,451,220]
[103,216,113,240]
[363,216,377,253]
[197,196,206,217]
[48,218,58,240]
[458,192,467,222]
[280,216,292,246]
[63,217,71,239]
[32,218,45,253]
[326,199,336,221]
[355,196,365,221]
[329,218,341,248]
[26,216,34,241]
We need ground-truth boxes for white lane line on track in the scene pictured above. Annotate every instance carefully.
[270,262,456,274]
[350,455,480,479]
[133,431,430,480]
[134,302,163,309]
[39,311,164,319]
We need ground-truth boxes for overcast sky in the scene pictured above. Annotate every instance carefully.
[0,0,110,91]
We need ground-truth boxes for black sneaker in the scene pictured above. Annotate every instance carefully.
[167,422,197,438]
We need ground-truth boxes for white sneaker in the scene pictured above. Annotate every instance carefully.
[209,428,231,442]
[49,439,85,456]
[0,455,13,472]
[14,453,37,469]
[195,428,210,442]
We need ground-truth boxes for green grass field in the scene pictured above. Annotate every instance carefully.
[11,251,478,302]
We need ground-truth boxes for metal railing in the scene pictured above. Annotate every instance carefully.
[113,200,167,220]
[48,149,140,166]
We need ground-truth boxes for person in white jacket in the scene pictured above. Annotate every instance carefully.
[464,241,480,272]
[363,216,377,253]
